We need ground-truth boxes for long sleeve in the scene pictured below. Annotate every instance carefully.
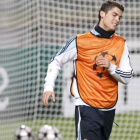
[108,41,133,84]
[44,36,77,92]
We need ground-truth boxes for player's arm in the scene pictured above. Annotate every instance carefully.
[96,41,133,84]
[42,36,77,107]
[107,41,133,84]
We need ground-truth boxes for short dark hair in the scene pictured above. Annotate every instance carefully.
[98,1,124,21]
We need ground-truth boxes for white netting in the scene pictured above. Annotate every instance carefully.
[0,0,140,140]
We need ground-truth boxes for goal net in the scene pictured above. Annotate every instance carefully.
[0,0,140,140]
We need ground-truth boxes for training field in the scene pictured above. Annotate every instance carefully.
[0,0,140,140]
[1,112,140,140]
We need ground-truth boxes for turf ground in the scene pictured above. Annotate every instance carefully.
[0,112,140,140]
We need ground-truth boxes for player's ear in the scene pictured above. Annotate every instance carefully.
[100,11,105,19]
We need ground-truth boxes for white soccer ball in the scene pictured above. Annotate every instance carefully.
[38,125,62,140]
[14,125,34,140]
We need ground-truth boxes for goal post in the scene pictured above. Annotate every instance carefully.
[0,0,140,140]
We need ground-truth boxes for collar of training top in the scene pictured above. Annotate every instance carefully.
[92,24,115,39]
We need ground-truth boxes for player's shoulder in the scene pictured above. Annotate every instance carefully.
[77,31,92,39]
[67,36,76,43]
[113,33,125,42]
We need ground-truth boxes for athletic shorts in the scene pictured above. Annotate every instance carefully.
[75,105,115,140]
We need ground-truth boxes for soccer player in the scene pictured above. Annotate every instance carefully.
[42,1,133,140]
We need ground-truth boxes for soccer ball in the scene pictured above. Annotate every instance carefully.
[14,125,34,140]
[38,125,62,140]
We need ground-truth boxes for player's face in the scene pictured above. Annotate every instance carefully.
[99,7,123,31]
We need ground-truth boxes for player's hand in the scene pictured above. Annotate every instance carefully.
[96,56,110,69]
[42,91,55,107]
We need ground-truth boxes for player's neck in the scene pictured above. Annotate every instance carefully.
[95,24,115,38]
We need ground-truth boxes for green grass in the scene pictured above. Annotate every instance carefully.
[110,111,140,140]
[1,112,140,140]
[0,117,75,140]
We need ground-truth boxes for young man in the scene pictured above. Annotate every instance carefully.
[42,1,133,140]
